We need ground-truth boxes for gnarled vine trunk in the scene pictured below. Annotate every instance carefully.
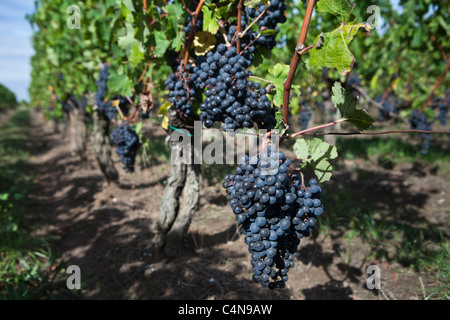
[152,137,201,256]
[91,109,119,185]
[68,109,87,162]
[74,108,88,163]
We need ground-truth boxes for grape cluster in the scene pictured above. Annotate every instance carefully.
[101,97,131,120]
[164,63,199,120]
[195,44,276,131]
[246,0,287,49]
[62,100,73,113]
[410,109,433,155]
[431,95,449,126]
[96,65,109,107]
[164,1,287,131]
[184,8,203,35]
[346,72,362,88]
[110,124,141,173]
[378,95,398,122]
[222,145,324,289]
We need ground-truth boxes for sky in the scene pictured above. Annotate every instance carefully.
[0,0,402,103]
[0,0,35,103]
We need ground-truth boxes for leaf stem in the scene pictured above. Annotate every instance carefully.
[248,75,273,83]
[421,57,450,113]
[287,118,345,140]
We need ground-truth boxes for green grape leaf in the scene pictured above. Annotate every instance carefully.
[120,0,135,13]
[171,31,185,51]
[167,2,184,32]
[153,30,171,57]
[118,22,137,50]
[202,5,220,35]
[293,137,338,183]
[120,0,135,22]
[268,63,301,107]
[129,42,145,66]
[107,70,134,97]
[312,159,334,183]
[316,0,355,24]
[331,81,374,130]
[134,121,144,135]
[274,110,285,132]
[309,20,369,75]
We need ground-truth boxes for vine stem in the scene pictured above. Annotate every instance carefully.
[239,34,260,55]
[282,0,316,126]
[302,129,450,136]
[183,0,204,71]
[239,4,270,39]
[286,118,345,140]
[236,0,244,54]
[181,0,194,15]
[115,104,125,121]
[420,57,450,113]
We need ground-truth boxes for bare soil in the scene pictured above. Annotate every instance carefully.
[21,111,450,300]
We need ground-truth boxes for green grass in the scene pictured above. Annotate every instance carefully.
[336,136,450,168]
[316,182,449,300]
[0,108,66,300]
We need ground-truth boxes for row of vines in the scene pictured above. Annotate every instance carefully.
[27,0,449,290]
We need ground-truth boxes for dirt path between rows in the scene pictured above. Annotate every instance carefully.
[25,111,449,300]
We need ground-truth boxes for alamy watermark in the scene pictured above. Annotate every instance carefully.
[66,265,81,290]
[67,5,81,29]
[366,5,382,30]
[168,121,280,169]
[366,265,381,290]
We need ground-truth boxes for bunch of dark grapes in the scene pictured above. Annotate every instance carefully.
[431,95,449,126]
[195,44,276,131]
[378,96,398,122]
[346,72,362,88]
[101,97,131,120]
[62,100,73,113]
[438,102,449,126]
[184,8,203,35]
[222,145,324,289]
[164,63,200,121]
[245,0,287,49]
[110,124,141,173]
[139,109,151,120]
[96,65,109,107]
[410,109,434,155]
[169,0,287,132]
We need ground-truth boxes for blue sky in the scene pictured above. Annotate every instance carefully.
[0,0,35,102]
[0,0,402,103]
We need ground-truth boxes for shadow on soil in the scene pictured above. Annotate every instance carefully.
[19,112,449,300]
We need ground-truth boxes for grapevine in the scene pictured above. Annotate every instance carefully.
[223,145,323,289]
